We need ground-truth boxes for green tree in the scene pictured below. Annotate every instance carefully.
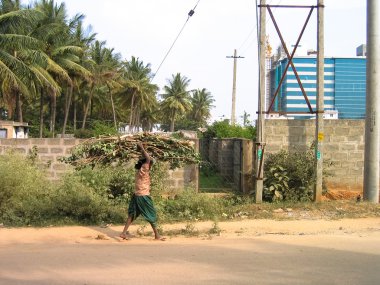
[81,40,122,129]
[60,16,95,136]
[0,1,45,121]
[190,88,214,127]
[31,0,88,137]
[161,73,192,132]
[118,56,158,132]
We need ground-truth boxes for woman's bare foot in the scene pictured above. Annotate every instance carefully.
[119,232,133,240]
[154,236,166,241]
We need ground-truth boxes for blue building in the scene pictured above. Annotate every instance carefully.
[268,56,366,119]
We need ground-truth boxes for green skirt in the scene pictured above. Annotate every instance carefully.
[128,195,158,227]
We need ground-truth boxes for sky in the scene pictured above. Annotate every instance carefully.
[22,0,367,125]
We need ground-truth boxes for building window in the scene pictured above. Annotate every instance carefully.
[0,129,7,138]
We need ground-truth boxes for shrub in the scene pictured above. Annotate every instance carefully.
[158,190,224,222]
[150,162,170,198]
[74,121,118,138]
[51,174,111,224]
[263,166,290,202]
[263,145,331,202]
[203,120,256,139]
[108,168,135,200]
[0,151,54,225]
[0,151,253,226]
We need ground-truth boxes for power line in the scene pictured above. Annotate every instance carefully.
[239,0,283,57]
[152,0,201,81]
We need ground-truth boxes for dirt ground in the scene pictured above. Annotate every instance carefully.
[1,217,380,245]
[1,216,380,285]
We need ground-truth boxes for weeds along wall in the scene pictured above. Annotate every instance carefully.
[265,119,364,191]
[0,138,199,191]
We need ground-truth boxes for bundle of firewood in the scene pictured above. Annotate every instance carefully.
[61,133,201,169]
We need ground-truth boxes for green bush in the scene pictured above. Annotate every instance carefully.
[263,145,331,202]
[0,152,54,225]
[108,168,135,200]
[74,128,94,139]
[263,166,290,202]
[158,190,224,222]
[74,121,118,138]
[51,174,111,224]
[203,120,256,139]
[149,162,170,198]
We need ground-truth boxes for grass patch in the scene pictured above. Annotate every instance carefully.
[199,172,232,193]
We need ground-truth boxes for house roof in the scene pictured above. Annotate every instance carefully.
[0,120,29,128]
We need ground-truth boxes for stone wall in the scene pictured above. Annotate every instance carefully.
[0,138,198,191]
[265,119,365,191]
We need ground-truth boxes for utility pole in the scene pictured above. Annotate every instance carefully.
[227,50,244,125]
[364,0,380,203]
[314,0,324,202]
[255,0,266,203]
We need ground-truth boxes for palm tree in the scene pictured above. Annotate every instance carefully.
[68,19,96,132]
[31,0,73,136]
[0,1,45,121]
[31,0,93,136]
[119,56,158,132]
[60,15,94,136]
[81,40,122,129]
[190,88,214,127]
[160,73,192,132]
[140,108,159,131]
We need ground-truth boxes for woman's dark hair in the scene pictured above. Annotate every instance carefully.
[134,158,153,170]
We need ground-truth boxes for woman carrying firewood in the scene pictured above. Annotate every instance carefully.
[119,142,165,241]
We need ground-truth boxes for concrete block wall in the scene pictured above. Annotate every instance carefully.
[166,138,199,191]
[208,139,219,167]
[0,138,80,180]
[216,139,235,179]
[265,119,365,191]
[200,138,253,192]
[0,138,198,191]
[233,140,242,190]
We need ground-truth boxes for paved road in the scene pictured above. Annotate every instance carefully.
[1,234,379,285]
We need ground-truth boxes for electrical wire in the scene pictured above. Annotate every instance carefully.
[239,0,283,57]
[152,0,201,81]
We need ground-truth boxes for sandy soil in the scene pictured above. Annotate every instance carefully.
[1,217,380,246]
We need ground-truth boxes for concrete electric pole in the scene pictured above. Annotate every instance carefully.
[364,0,380,203]
[314,0,324,202]
[255,0,266,203]
[227,50,244,125]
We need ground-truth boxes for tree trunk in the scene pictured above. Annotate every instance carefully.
[39,89,44,138]
[50,91,56,138]
[107,84,117,131]
[170,111,175,132]
[15,92,23,122]
[135,110,140,132]
[73,91,77,132]
[82,86,94,129]
[128,91,136,132]
[62,85,73,136]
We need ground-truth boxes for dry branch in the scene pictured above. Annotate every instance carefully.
[60,133,201,169]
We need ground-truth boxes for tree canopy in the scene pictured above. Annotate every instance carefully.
[0,0,219,138]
